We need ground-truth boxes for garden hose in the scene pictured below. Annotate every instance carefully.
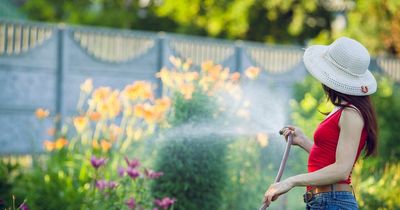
[259,131,294,210]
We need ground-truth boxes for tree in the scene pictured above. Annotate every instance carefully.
[18,0,400,56]
[155,0,333,44]
[20,0,332,44]
[312,0,400,57]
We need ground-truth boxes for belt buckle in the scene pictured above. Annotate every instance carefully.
[303,191,313,203]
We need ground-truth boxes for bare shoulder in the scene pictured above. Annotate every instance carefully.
[339,107,364,128]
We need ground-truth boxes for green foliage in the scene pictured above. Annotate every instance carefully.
[11,152,88,210]
[353,161,400,210]
[170,91,216,126]
[153,136,227,210]
[371,77,400,161]
[0,159,24,208]
[21,0,176,31]
[290,76,333,138]
[17,0,400,56]
[153,91,228,210]
[8,142,160,210]
[312,0,400,57]
[20,0,332,44]
[222,138,263,210]
[221,137,286,210]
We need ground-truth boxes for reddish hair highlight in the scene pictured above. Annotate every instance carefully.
[321,84,378,157]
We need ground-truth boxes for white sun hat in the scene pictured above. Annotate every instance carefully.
[303,37,377,96]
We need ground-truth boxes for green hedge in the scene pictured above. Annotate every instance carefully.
[152,92,228,210]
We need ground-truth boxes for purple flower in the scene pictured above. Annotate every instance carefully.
[18,202,29,210]
[126,167,140,179]
[96,180,118,191]
[145,168,164,179]
[96,180,108,191]
[107,181,118,189]
[154,197,176,210]
[124,156,140,168]
[125,197,136,209]
[118,167,125,177]
[90,156,107,169]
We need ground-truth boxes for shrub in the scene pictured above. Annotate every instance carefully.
[353,161,400,210]
[153,135,227,210]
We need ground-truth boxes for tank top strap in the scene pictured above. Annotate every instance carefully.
[343,102,362,115]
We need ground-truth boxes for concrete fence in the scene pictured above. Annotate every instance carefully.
[0,19,399,154]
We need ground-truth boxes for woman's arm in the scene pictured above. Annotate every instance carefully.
[263,108,364,206]
[298,136,313,153]
[282,126,313,153]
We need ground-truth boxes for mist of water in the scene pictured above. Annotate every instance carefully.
[155,78,288,143]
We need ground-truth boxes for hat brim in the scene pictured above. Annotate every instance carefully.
[303,45,377,96]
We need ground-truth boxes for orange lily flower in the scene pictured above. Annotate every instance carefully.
[245,66,261,80]
[169,56,182,67]
[35,108,49,120]
[184,72,199,82]
[43,140,55,151]
[92,87,111,104]
[43,138,68,151]
[88,111,102,121]
[256,133,269,148]
[180,84,195,100]
[182,59,192,71]
[100,140,112,152]
[156,68,173,87]
[80,78,93,94]
[155,98,171,113]
[55,137,68,149]
[92,139,100,149]
[142,104,160,123]
[134,104,145,118]
[208,65,223,81]
[123,81,153,101]
[231,72,241,82]
[73,116,88,132]
[201,60,214,72]
[106,91,121,118]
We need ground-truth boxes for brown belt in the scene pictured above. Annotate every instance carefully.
[303,184,353,203]
[310,183,352,194]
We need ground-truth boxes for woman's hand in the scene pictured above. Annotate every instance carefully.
[263,178,295,207]
[280,126,306,147]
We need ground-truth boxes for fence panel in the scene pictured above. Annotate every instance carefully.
[0,19,399,154]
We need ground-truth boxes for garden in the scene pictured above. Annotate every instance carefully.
[1,58,281,209]
[1,56,400,210]
[1,0,400,209]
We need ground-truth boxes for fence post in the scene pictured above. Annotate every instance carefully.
[234,40,244,73]
[55,24,66,131]
[156,32,166,97]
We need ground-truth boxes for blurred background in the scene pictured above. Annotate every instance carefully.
[0,0,399,210]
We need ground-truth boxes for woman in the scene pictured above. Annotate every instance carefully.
[262,37,378,210]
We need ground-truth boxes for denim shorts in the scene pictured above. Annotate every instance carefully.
[305,191,358,210]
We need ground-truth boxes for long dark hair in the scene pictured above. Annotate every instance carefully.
[321,84,378,157]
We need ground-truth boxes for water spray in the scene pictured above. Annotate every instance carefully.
[259,130,294,210]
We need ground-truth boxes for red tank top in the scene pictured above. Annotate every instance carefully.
[307,105,367,191]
